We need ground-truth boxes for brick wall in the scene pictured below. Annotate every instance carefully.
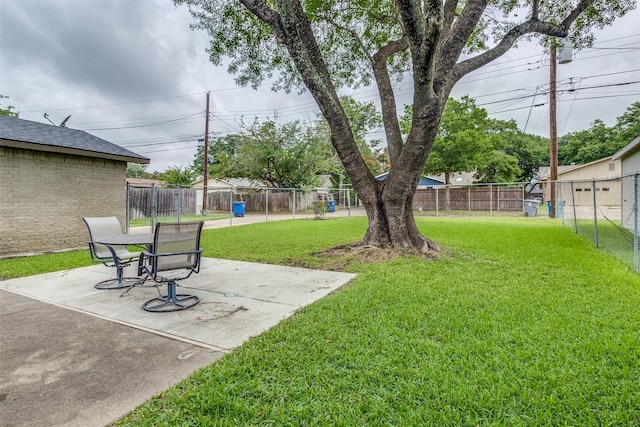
[0,146,127,257]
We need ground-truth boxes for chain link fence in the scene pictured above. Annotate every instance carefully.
[125,184,360,231]
[556,173,638,272]
[125,182,535,228]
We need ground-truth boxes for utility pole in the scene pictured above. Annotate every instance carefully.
[202,91,210,215]
[549,42,558,218]
[549,38,573,219]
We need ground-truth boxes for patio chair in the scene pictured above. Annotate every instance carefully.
[83,217,142,290]
[137,221,204,312]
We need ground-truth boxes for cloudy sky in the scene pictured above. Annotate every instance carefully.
[1,0,639,173]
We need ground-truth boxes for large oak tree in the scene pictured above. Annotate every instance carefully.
[176,0,633,253]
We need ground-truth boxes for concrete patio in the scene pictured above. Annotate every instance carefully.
[0,258,356,427]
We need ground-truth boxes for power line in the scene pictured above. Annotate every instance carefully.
[80,111,204,131]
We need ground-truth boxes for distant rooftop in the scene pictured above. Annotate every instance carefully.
[0,116,149,164]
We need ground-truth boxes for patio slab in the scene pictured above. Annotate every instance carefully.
[0,259,356,427]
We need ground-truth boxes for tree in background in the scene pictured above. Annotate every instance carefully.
[191,134,244,179]
[404,96,491,185]
[0,95,18,118]
[177,0,632,253]
[126,163,152,178]
[192,97,382,188]
[161,165,196,187]
[475,119,548,184]
[558,102,640,165]
[614,102,640,146]
[223,118,340,188]
[401,97,548,185]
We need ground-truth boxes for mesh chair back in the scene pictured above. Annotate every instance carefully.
[152,222,204,273]
[83,216,127,260]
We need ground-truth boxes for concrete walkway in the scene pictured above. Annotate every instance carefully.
[0,258,356,426]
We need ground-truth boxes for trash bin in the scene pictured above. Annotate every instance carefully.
[233,201,246,217]
[546,200,566,217]
[326,200,336,213]
[524,199,541,217]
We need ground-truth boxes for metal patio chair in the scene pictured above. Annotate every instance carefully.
[83,216,142,290]
[137,221,204,312]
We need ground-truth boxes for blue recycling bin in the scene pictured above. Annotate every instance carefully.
[233,201,246,217]
[326,200,336,213]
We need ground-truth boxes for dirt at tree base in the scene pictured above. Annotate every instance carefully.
[315,242,440,266]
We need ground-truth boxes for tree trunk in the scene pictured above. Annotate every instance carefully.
[358,186,440,253]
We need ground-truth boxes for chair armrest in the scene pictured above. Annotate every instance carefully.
[137,252,148,277]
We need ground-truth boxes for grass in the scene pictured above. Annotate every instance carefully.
[1,217,639,425]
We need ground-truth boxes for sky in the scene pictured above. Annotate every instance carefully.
[1,0,639,173]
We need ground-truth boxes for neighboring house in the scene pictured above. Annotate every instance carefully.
[375,172,446,188]
[432,171,475,186]
[0,117,149,257]
[191,177,236,213]
[613,135,640,232]
[126,177,163,188]
[539,157,621,206]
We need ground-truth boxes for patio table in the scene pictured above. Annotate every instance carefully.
[95,233,154,248]
[92,233,155,289]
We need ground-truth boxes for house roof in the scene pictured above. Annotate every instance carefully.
[539,164,584,179]
[126,178,163,187]
[191,177,235,188]
[612,135,640,160]
[0,116,149,164]
[375,172,445,187]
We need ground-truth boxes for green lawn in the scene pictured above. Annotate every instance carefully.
[1,217,638,425]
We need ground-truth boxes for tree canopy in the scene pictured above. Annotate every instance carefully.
[559,102,640,165]
[191,97,384,188]
[401,96,549,184]
[176,0,633,252]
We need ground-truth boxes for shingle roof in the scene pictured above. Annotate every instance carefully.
[0,116,149,163]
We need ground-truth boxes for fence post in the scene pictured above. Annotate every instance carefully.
[497,186,500,212]
[489,184,493,216]
[229,189,233,227]
[468,187,471,211]
[634,174,638,272]
[292,189,296,219]
[125,183,130,233]
[436,187,439,217]
[266,189,269,222]
[347,188,351,216]
[151,184,157,231]
[592,180,598,247]
[175,185,181,224]
[570,182,578,234]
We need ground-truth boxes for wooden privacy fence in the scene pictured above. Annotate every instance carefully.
[127,185,197,219]
[413,185,524,211]
[205,189,317,213]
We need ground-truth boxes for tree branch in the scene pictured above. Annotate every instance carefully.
[451,0,595,86]
[435,0,487,94]
[442,0,459,36]
[372,35,409,167]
